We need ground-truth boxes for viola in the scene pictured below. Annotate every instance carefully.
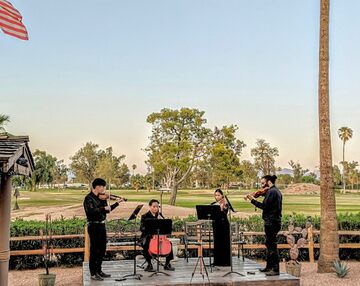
[98,193,127,202]
[244,187,270,201]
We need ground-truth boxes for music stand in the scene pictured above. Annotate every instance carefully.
[222,196,244,277]
[116,204,144,282]
[189,205,220,284]
[196,205,222,273]
[144,219,173,277]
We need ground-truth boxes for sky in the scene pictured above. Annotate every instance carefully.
[1,0,359,173]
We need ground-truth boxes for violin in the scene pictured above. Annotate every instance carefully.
[148,212,172,257]
[213,198,228,212]
[98,192,127,202]
[244,187,269,201]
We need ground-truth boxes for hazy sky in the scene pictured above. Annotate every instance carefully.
[1,1,359,173]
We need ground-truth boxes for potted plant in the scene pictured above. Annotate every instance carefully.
[38,214,56,286]
[284,218,311,277]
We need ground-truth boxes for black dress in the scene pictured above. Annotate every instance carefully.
[211,202,231,266]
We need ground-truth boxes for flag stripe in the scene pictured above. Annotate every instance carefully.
[0,0,28,40]
[0,0,22,19]
[0,10,26,30]
[1,26,28,40]
[0,18,27,34]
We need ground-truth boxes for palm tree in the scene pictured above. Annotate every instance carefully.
[317,0,339,273]
[131,164,137,176]
[337,127,353,193]
[0,114,10,134]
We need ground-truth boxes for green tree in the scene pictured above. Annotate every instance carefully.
[302,173,319,184]
[54,160,69,187]
[251,139,279,176]
[70,142,101,190]
[332,165,342,187]
[131,164,137,176]
[144,174,153,192]
[192,159,211,189]
[342,161,359,189]
[239,160,257,189]
[95,147,128,190]
[288,160,309,183]
[209,125,245,188]
[337,127,353,193]
[146,108,210,205]
[317,0,339,273]
[277,174,293,186]
[32,150,57,188]
[116,163,131,187]
[0,114,10,134]
[131,174,144,191]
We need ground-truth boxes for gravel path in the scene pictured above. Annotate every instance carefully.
[9,262,360,286]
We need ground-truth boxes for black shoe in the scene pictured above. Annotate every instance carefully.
[144,263,153,272]
[90,274,104,281]
[259,268,271,273]
[98,271,111,278]
[164,263,175,271]
[265,270,280,276]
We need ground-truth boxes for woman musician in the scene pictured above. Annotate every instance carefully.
[140,199,175,272]
[211,189,231,266]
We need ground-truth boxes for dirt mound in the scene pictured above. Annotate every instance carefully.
[282,183,320,195]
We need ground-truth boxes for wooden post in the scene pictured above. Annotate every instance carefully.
[84,225,90,262]
[0,174,12,286]
[308,225,315,263]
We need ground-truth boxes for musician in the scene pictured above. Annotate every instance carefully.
[211,189,231,266]
[83,178,123,281]
[246,175,282,276]
[140,199,175,272]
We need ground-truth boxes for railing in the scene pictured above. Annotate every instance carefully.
[9,226,360,264]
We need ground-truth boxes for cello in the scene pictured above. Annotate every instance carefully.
[148,211,172,257]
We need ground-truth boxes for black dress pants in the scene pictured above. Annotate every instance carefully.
[264,221,281,271]
[88,223,107,276]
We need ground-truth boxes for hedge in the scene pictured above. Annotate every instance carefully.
[9,213,360,270]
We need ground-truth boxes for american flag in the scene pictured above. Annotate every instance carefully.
[0,0,28,40]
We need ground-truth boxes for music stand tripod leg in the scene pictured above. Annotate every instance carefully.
[149,230,170,277]
[222,208,245,277]
[116,216,143,281]
[200,255,211,283]
[190,255,201,284]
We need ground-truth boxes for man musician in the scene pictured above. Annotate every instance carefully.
[246,175,282,276]
[140,199,175,272]
[83,178,124,281]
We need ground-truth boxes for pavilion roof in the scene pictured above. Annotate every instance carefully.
[0,135,35,176]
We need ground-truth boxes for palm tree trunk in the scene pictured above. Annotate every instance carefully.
[342,141,346,193]
[317,0,339,273]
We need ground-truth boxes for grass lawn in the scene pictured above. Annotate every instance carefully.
[13,188,360,216]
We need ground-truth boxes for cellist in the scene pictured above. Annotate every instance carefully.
[140,199,175,272]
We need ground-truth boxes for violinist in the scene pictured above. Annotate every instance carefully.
[140,199,175,272]
[211,189,231,266]
[245,175,282,276]
[83,178,125,281]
